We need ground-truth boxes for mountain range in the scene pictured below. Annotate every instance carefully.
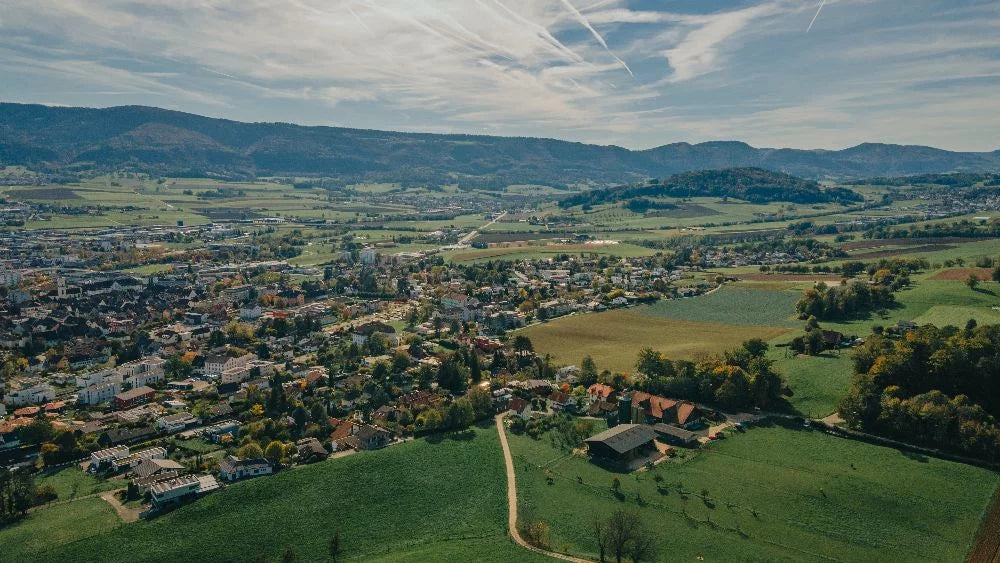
[1,102,998,184]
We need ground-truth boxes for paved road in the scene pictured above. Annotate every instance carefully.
[495,414,592,563]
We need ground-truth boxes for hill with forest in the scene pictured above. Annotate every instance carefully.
[558,168,863,207]
[2,103,999,184]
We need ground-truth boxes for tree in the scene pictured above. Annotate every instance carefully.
[607,509,640,563]
[512,335,534,356]
[593,517,611,562]
[468,350,483,383]
[237,442,264,459]
[966,274,980,290]
[328,532,342,563]
[581,355,598,386]
[992,265,1000,282]
[264,440,284,466]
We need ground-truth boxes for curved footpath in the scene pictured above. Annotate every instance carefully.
[495,414,592,563]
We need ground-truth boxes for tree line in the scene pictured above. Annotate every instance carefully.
[839,324,1000,461]
[633,339,786,410]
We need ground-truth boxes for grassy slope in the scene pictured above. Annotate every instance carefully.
[11,427,545,562]
[509,424,999,562]
[0,498,123,559]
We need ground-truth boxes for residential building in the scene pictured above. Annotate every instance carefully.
[218,456,273,481]
[3,383,55,406]
[79,380,121,406]
[113,386,155,410]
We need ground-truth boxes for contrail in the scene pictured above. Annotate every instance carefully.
[806,0,827,32]
[557,0,633,76]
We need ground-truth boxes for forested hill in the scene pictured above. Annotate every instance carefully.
[558,168,863,206]
[1,102,999,184]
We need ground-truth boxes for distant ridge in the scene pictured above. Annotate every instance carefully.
[1,102,998,184]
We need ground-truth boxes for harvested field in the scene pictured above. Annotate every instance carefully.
[738,272,845,282]
[967,487,1000,563]
[475,231,573,244]
[929,267,996,281]
[520,309,793,372]
[7,187,81,200]
[841,237,985,251]
[852,244,955,259]
[644,203,721,218]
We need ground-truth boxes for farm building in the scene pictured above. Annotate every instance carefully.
[652,423,700,447]
[584,424,657,462]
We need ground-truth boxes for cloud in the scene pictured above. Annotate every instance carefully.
[659,3,780,82]
[0,0,996,151]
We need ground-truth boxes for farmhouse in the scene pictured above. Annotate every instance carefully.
[651,423,700,447]
[584,424,657,462]
[629,392,700,427]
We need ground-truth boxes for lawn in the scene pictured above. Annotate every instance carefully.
[35,467,124,500]
[819,280,1000,335]
[520,309,793,374]
[28,426,543,562]
[0,498,123,560]
[641,285,802,327]
[507,423,999,562]
[770,350,854,418]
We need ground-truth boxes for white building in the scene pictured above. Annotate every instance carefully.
[150,474,201,508]
[76,369,122,390]
[203,352,256,378]
[3,383,56,406]
[156,412,196,433]
[90,445,130,471]
[360,247,378,264]
[119,356,165,389]
[220,359,273,386]
[79,380,121,405]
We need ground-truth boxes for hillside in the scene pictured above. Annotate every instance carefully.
[558,168,862,206]
[1,427,540,562]
[2,103,999,184]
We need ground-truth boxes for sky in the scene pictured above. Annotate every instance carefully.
[0,0,998,151]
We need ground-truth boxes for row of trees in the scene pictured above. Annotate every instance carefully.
[795,280,896,320]
[839,324,1000,460]
[634,339,786,410]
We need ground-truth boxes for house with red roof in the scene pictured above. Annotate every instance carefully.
[629,392,700,427]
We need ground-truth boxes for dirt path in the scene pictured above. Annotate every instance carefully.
[99,490,142,523]
[821,413,845,425]
[495,415,592,563]
[967,486,1000,563]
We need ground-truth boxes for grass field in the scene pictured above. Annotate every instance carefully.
[0,498,123,559]
[507,423,999,562]
[641,285,802,327]
[35,467,124,500]
[14,426,544,562]
[770,351,854,418]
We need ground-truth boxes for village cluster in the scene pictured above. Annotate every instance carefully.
[0,222,728,516]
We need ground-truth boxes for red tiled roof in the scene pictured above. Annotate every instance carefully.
[587,383,615,399]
